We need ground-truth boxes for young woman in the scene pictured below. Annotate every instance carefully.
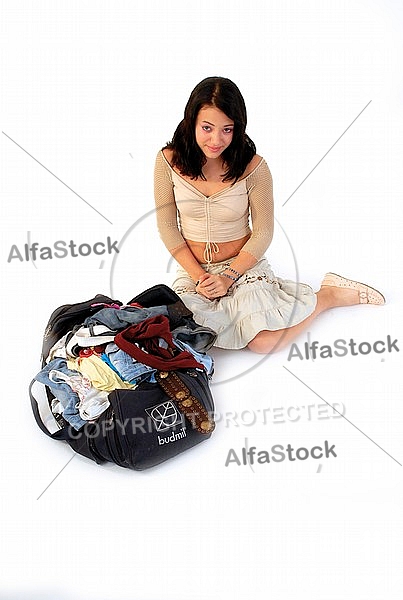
[154,76,385,354]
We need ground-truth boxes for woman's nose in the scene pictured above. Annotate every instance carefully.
[210,130,222,144]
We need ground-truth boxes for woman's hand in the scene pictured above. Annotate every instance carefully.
[196,273,233,299]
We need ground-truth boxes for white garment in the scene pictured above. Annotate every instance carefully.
[48,369,110,420]
[172,257,317,350]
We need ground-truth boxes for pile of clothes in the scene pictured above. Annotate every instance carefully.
[35,302,215,431]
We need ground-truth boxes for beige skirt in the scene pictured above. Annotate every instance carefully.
[171,257,317,350]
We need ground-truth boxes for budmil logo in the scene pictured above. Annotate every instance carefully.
[145,401,184,432]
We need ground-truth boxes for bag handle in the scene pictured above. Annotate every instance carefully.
[29,379,74,441]
[155,371,215,435]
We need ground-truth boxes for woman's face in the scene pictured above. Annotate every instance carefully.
[195,105,234,159]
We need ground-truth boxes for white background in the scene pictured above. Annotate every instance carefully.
[1,1,402,598]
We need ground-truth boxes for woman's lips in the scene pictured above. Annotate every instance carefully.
[207,146,222,153]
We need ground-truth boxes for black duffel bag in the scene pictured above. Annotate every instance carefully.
[29,284,217,470]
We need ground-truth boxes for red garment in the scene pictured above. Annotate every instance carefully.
[114,315,203,371]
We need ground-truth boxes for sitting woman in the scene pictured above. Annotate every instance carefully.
[154,76,385,353]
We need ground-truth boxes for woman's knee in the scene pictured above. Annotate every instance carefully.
[247,330,283,354]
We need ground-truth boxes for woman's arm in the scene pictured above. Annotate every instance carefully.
[230,158,274,271]
[154,151,206,283]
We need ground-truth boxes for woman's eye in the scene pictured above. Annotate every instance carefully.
[202,126,211,132]
[224,128,233,134]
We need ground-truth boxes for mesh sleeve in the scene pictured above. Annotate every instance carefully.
[241,159,274,260]
[154,151,187,251]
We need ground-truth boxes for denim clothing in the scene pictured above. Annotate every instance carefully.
[173,339,214,376]
[84,306,169,330]
[100,352,123,378]
[171,323,217,353]
[35,358,87,430]
[105,343,157,385]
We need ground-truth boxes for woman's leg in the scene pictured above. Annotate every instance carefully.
[247,285,370,354]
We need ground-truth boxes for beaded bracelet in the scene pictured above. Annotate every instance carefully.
[224,266,242,279]
[221,272,240,283]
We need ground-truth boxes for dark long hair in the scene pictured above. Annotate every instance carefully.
[164,76,256,182]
